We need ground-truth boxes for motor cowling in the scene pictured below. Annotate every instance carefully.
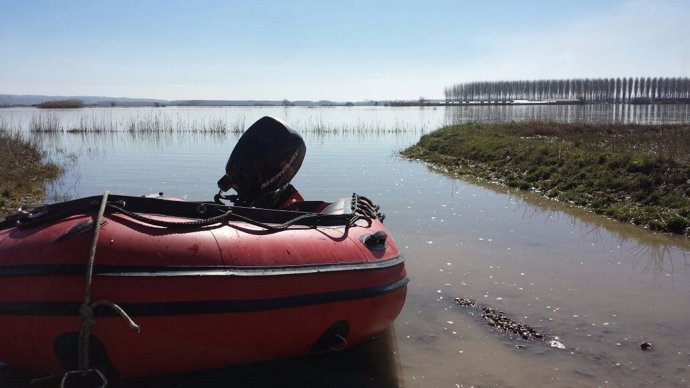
[217,116,306,207]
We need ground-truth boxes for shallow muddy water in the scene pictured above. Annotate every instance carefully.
[2,105,690,387]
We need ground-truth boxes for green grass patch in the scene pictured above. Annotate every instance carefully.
[0,131,63,216]
[402,121,690,237]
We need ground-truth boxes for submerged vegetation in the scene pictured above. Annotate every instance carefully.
[0,129,62,216]
[25,111,246,134]
[17,111,422,134]
[402,121,690,237]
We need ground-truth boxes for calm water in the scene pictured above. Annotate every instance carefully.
[2,105,690,387]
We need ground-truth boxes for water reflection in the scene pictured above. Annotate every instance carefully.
[124,128,234,149]
[0,327,401,388]
[445,103,690,125]
[437,168,690,275]
[122,327,400,388]
[514,191,690,276]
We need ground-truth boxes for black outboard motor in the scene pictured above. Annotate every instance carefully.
[217,116,306,208]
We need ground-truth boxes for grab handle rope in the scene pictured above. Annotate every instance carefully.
[61,191,140,388]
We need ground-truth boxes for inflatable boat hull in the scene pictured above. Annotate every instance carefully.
[0,196,407,378]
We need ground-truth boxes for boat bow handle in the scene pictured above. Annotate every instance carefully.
[362,231,388,250]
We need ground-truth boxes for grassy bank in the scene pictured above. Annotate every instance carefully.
[402,121,690,237]
[0,131,62,216]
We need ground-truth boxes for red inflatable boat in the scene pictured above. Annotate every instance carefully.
[0,117,407,380]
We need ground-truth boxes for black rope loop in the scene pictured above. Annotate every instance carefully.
[107,202,234,229]
[4,193,384,232]
[106,201,357,231]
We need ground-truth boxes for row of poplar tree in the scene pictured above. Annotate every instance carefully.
[444,77,690,103]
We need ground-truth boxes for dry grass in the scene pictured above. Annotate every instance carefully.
[0,131,62,215]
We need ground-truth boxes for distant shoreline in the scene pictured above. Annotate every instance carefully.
[2,100,690,109]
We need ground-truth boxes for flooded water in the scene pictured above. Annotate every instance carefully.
[2,105,690,387]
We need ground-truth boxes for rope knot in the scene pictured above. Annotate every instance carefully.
[64,191,142,385]
[79,303,95,324]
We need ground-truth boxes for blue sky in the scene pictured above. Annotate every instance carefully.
[1,0,688,101]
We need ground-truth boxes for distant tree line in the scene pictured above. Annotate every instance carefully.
[35,99,84,109]
[445,77,690,104]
